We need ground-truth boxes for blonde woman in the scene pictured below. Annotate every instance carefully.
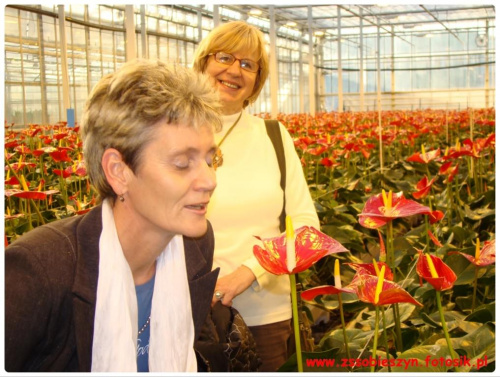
[193,21,320,371]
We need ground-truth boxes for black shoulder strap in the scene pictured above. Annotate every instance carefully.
[265,119,286,233]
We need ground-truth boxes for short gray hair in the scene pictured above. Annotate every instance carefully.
[81,59,222,200]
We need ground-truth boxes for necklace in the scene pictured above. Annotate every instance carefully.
[213,111,243,170]
[138,315,151,336]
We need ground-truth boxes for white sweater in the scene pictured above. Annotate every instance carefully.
[207,111,320,326]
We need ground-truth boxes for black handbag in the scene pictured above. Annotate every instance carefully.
[195,302,261,372]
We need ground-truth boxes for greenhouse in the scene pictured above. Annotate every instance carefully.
[3,4,496,374]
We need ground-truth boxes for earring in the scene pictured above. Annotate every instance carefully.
[119,195,125,202]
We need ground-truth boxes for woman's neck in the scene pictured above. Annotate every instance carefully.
[112,203,171,285]
[222,107,244,116]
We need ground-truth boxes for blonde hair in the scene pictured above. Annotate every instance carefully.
[81,59,222,200]
[192,21,269,108]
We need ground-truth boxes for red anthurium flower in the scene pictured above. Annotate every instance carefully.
[416,250,457,291]
[441,140,476,161]
[49,149,72,162]
[5,213,25,220]
[39,135,53,145]
[53,132,69,141]
[355,274,423,307]
[22,127,42,138]
[306,145,328,156]
[70,160,87,176]
[412,176,437,200]
[320,157,339,168]
[346,260,394,291]
[4,140,19,149]
[439,161,459,182]
[427,230,443,247]
[4,152,16,161]
[301,285,355,301]
[316,134,333,146]
[360,147,371,159]
[253,226,348,275]
[346,261,394,281]
[53,169,72,178]
[73,197,96,215]
[429,210,444,224]
[5,187,59,200]
[343,142,358,152]
[359,191,433,229]
[64,165,75,176]
[5,189,47,200]
[407,147,440,164]
[14,145,32,155]
[296,136,315,147]
[4,175,59,200]
[5,176,20,185]
[449,239,495,267]
[32,146,58,157]
[377,230,386,261]
[462,135,495,157]
[302,259,356,301]
[6,161,37,171]
[475,119,495,127]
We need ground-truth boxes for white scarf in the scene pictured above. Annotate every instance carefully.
[91,199,197,372]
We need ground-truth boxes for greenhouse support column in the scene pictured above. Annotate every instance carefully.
[377,18,383,173]
[17,14,28,125]
[84,8,92,95]
[337,6,343,113]
[37,13,48,124]
[269,6,279,118]
[307,6,316,116]
[58,5,70,113]
[197,11,203,42]
[140,5,148,58]
[213,6,220,28]
[485,21,490,108]
[359,8,365,112]
[299,30,305,113]
[317,38,326,111]
[125,5,137,61]
[391,26,395,110]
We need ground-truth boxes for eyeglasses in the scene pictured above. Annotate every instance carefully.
[209,52,260,73]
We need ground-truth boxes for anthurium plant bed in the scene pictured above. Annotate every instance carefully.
[4,108,495,372]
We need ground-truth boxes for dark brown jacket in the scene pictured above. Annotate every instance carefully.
[5,205,218,372]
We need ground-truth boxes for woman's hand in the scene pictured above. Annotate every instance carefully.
[212,265,256,307]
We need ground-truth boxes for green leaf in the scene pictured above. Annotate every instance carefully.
[360,303,417,329]
[321,226,358,248]
[318,328,366,352]
[380,344,456,372]
[421,312,442,328]
[393,180,413,192]
[450,225,476,244]
[315,292,359,311]
[464,205,495,221]
[464,303,495,323]
[437,322,495,371]
[401,327,421,351]
[454,263,486,286]
[455,296,474,312]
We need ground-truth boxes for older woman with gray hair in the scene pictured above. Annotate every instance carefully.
[5,59,222,372]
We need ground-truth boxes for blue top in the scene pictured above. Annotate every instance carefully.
[136,274,155,372]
